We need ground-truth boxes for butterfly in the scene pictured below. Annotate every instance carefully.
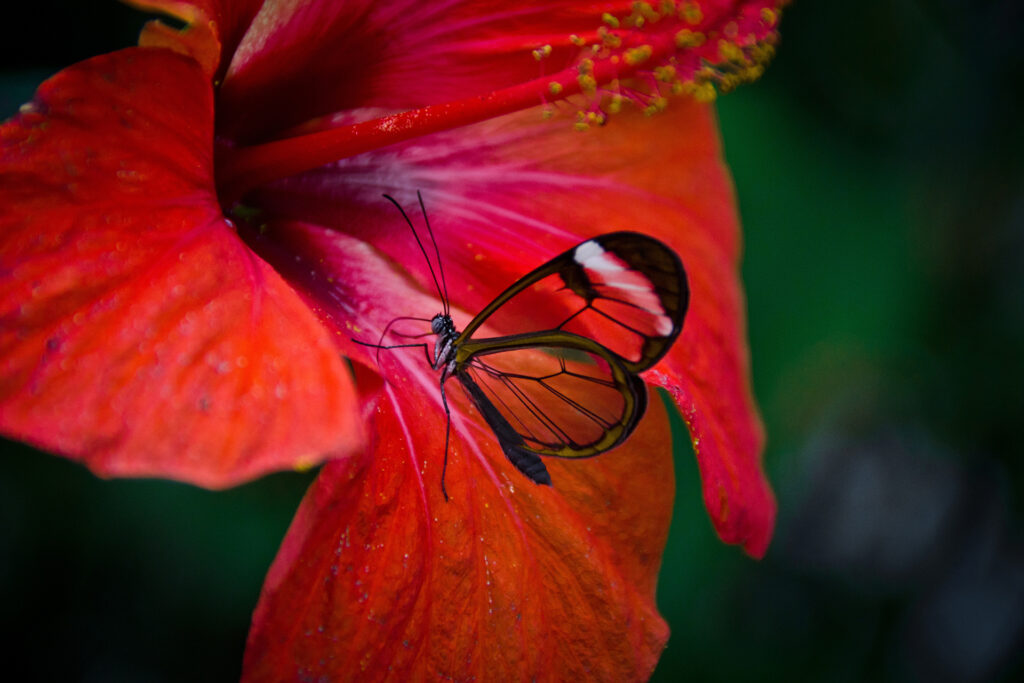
[355,192,689,500]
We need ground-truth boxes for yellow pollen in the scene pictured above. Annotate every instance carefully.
[603,31,622,48]
[577,73,597,93]
[624,44,653,66]
[634,2,661,22]
[718,40,746,63]
[760,7,777,26]
[570,34,585,47]
[675,29,705,48]
[601,13,620,29]
[548,81,563,95]
[654,65,677,82]
[578,58,594,75]
[680,1,703,25]
[693,81,717,102]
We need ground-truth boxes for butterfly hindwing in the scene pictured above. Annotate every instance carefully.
[459,336,647,457]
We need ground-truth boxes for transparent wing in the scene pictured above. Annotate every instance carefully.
[456,232,688,373]
[458,335,647,459]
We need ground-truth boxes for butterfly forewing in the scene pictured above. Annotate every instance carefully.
[456,232,688,373]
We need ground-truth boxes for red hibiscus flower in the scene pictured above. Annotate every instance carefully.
[1,0,781,679]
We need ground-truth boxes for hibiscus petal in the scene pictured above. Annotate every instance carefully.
[254,97,774,554]
[0,49,362,487]
[128,0,265,78]
[157,0,783,142]
[243,229,673,679]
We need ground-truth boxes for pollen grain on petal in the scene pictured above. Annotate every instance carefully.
[541,0,786,130]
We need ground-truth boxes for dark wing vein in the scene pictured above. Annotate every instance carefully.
[469,353,624,450]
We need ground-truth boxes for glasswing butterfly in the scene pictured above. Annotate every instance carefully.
[355,192,689,500]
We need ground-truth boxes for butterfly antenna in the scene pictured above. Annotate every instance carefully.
[417,190,450,316]
[383,194,447,312]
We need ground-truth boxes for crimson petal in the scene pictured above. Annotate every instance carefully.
[0,49,363,487]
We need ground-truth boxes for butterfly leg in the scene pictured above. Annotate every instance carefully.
[438,366,453,502]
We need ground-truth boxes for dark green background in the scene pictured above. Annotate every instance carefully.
[2,1,1022,680]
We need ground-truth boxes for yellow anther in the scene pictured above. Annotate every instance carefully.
[659,0,677,14]
[607,94,624,114]
[570,34,586,47]
[654,65,677,82]
[532,44,553,60]
[574,121,590,131]
[749,43,776,63]
[624,44,653,66]
[693,81,717,102]
[718,40,746,63]
[675,29,705,48]
[548,81,563,95]
[760,8,777,26]
[601,12,620,29]
[578,73,597,93]
[719,73,741,92]
[578,58,594,75]
[633,2,660,22]
[680,1,702,25]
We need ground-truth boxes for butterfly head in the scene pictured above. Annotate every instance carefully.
[431,313,456,337]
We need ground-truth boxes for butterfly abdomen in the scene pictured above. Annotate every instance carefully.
[503,444,553,486]
[456,371,554,487]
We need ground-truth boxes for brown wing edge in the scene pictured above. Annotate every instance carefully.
[589,232,690,373]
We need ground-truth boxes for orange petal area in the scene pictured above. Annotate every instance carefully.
[0,49,362,487]
[244,375,673,680]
